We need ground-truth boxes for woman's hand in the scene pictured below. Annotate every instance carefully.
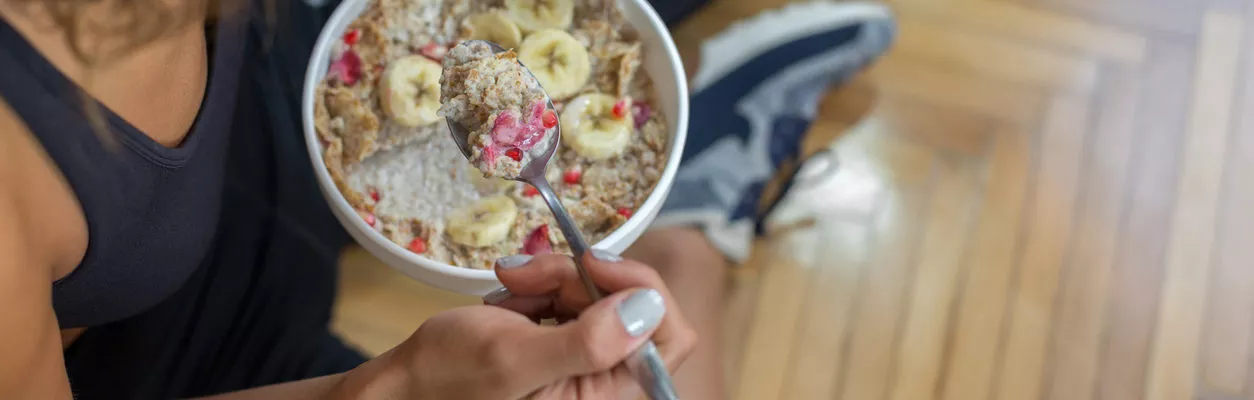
[381,251,697,400]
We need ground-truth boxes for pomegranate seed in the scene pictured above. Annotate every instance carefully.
[342,29,360,45]
[408,237,427,254]
[369,189,380,202]
[631,102,652,128]
[563,168,581,184]
[481,144,499,169]
[357,210,377,227]
[505,148,523,161]
[617,207,633,218]
[522,185,539,197]
[611,99,631,119]
[541,110,558,129]
[523,225,553,255]
[328,49,363,85]
[420,43,446,61]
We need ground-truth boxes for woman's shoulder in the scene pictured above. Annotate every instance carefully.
[0,96,89,278]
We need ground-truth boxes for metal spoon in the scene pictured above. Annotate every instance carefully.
[445,40,679,400]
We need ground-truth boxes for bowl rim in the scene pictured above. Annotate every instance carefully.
[301,0,689,280]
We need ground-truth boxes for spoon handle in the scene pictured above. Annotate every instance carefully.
[530,178,680,400]
[531,178,600,300]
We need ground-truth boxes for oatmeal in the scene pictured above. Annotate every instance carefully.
[439,41,556,178]
[314,0,667,269]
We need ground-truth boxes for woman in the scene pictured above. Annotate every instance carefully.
[0,0,894,398]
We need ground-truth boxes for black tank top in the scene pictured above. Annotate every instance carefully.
[0,11,246,329]
[0,2,365,398]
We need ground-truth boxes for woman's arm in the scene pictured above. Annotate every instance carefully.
[194,349,407,400]
[190,375,347,400]
[0,111,74,399]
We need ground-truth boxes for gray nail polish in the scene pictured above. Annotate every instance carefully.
[483,287,512,304]
[617,289,665,337]
[495,255,533,269]
[591,249,623,263]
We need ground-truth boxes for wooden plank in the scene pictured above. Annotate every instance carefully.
[778,220,870,400]
[732,244,817,400]
[894,14,1100,92]
[721,240,775,386]
[837,133,937,400]
[892,0,1148,63]
[871,55,1047,124]
[1011,0,1203,37]
[1201,7,1254,396]
[994,93,1092,400]
[1146,12,1244,400]
[889,158,981,400]
[940,128,1033,400]
[1096,36,1197,400]
[1043,66,1141,400]
[853,92,993,157]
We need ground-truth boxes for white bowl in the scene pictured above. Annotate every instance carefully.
[302,0,689,295]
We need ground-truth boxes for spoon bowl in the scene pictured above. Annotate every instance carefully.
[444,40,559,184]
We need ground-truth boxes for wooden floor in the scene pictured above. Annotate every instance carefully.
[332,0,1254,399]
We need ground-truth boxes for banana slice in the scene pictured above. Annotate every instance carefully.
[446,195,519,247]
[463,11,523,50]
[559,93,633,160]
[379,55,443,127]
[504,0,574,32]
[517,29,590,100]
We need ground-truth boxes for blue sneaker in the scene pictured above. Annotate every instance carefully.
[652,1,896,262]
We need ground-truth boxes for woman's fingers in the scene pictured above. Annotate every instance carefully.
[494,254,596,308]
[578,251,698,371]
[491,250,698,372]
[489,295,554,321]
[494,253,613,315]
[492,250,667,301]
[504,288,666,388]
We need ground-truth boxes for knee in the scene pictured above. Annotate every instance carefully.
[626,227,728,283]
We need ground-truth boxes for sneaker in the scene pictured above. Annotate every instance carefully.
[652,1,896,262]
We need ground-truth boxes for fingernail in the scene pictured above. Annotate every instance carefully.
[591,249,623,263]
[617,289,665,337]
[483,286,512,304]
[495,255,533,269]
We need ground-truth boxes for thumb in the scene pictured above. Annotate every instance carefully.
[513,288,666,386]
